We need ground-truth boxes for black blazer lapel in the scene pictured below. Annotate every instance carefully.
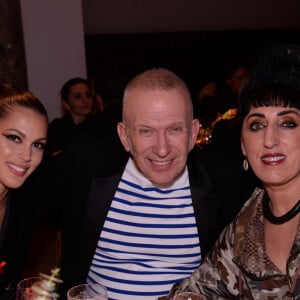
[190,186,219,258]
[188,149,219,258]
[84,174,122,242]
[77,169,124,283]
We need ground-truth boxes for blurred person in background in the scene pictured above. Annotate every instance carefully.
[46,77,93,156]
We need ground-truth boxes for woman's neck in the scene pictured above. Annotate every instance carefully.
[264,184,300,216]
[70,113,86,125]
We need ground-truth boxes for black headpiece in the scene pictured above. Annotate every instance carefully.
[243,43,300,93]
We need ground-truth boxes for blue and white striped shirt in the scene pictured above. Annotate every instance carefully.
[87,158,201,300]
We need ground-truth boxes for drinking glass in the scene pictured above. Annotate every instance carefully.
[16,277,42,300]
[174,292,202,300]
[67,283,108,300]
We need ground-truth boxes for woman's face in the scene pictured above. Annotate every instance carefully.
[0,107,47,191]
[63,83,93,118]
[241,105,300,188]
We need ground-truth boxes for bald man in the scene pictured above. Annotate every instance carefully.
[55,68,255,299]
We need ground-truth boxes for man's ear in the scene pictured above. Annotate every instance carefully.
[189,119,200,150]
[117,122,130,152]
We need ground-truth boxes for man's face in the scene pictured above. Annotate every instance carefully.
[118,89,199,188]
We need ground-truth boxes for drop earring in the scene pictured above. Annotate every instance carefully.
[243,158,249,171]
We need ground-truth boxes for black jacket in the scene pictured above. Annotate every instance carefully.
[34,131,257,298]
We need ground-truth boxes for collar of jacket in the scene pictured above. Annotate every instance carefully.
[233,188,300,280]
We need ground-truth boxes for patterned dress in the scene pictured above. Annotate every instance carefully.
[167,188,300,299]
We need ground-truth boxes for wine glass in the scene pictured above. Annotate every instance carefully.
[174,292,202,300]
[16,277,42,300]
[67,283,108,300]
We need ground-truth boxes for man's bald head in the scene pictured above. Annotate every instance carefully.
[122,68,194,122]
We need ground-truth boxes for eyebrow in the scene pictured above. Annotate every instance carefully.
[246,109,300,120]
[277,109,300,116]
[6,128,25,138]
[6,128,47,142]
[35,137,48,143]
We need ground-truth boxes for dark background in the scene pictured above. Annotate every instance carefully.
[85,29,300,100]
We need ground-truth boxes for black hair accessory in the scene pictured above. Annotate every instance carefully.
[243,43,300,93]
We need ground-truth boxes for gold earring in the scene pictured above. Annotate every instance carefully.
[243,158,249,171]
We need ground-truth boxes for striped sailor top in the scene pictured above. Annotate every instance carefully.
[87,158,201,300]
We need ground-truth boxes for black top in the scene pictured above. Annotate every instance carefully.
[0,189,39,299]
[46,113,87,156]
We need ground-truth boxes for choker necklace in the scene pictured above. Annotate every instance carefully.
[262,193,300,225]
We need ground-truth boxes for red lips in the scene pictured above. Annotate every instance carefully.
[261,153,285,165]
